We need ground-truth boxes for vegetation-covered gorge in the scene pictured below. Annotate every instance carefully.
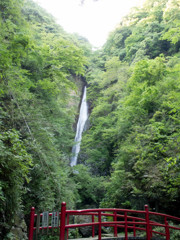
[1,0,180,239]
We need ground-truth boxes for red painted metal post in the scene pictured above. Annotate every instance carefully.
[165,217,170,240]
[145,205,151,240]
[114,211,117,237]
[60,202,66,240]
[67,214,69,239]
[29,207,35,240]
[92,215,95,237]
[124,211,128,240]
[150,225,152,238]
[133,219,136,237]
[98,211,101,240]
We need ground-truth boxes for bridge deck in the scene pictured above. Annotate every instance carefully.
[71,237,164,240]
[71,235,164,240]
[70,235,164,240]
[71,238,164,240]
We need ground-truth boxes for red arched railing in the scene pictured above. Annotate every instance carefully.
[29,202,180,240]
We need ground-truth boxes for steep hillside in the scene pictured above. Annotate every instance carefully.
[80,0,180,215]
[0,0,90,237]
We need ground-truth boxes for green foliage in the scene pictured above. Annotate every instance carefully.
[71,165,105,208]
[97,55,179,212]
[81,56,129,175]
[0,128,32,234]
[162,0,180,44]
[103,0,180,63]
[0,0,89,237]
[81,0,180,217]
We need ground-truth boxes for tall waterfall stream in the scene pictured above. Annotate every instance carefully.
[70,86,88,166]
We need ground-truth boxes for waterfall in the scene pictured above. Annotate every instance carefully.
[70,86,88,166]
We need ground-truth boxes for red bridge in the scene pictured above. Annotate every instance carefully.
[29,202,180,240]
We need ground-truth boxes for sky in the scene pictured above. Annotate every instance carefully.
[34,0,144,48]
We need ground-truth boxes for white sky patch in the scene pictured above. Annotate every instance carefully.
[34,0,144,48]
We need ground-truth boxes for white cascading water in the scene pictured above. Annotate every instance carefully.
[70,86,88,166]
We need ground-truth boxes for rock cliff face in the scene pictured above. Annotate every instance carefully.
[69,76,87,146]
[10,214,28,240]
[69,76,87,128]
[76,215,98,237]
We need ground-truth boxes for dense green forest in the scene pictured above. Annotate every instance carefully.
[0,0,180,239]
[0,0,93,237]
[81,0,180,213]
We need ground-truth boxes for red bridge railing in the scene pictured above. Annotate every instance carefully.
[29,202,180,240]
